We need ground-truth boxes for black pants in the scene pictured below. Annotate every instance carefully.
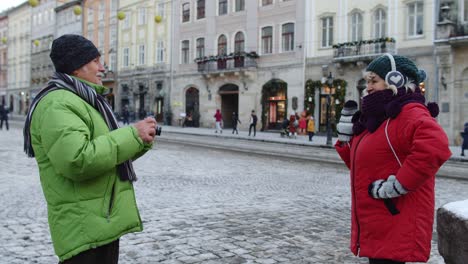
[308,132,315,141]
[369,258,404,264]
[0,118,8,130]
[249,124,256,136]
[60,240,119,264]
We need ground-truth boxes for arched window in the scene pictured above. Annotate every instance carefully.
[234,32,245,53]
[350,12,363,42]
[218,35,227,55]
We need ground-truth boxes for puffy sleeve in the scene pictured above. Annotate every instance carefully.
[396,111,452,191]
[335,140,352,169]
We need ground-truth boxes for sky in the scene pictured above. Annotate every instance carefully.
[0,0,25,14]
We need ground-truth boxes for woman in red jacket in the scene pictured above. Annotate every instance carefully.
[335,54,451,264]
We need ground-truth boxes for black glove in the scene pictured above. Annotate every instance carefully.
[368,175,408,199]
[337,100,358,142]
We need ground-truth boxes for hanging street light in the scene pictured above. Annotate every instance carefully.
[28,0,39,8]
[73,6,82,16]
[154,15,162,23]
[117,11,126,21]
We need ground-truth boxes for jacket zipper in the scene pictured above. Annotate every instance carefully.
[351,133,366,256]
[107,181,116,223]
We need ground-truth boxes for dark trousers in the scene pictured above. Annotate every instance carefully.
[232,126,238,134]
[308,132,315,141]
[60,239,119,264]
[369,258,404,264]
[249,124,256,136]
[0,118,8,130]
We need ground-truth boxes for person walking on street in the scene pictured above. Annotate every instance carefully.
[0,104,9,130]
[461,122,468,156]
[288,114,297,138]
[335,54,451,264]
[248,110,257,136]
[306,115,315,141]
[232,112,241,134]
[23,34,156,264]
[214,109,223,133]
[122,105,130,125]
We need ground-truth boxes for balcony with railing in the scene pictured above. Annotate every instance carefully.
[195,51,259,75]
[332,38,396,63]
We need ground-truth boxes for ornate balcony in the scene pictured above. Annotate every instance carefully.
[332,38,396,64]
[195,51,259,75]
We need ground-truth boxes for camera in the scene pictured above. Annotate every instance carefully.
[155,126,162,136]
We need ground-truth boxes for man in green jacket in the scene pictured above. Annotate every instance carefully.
[23,34,156,264]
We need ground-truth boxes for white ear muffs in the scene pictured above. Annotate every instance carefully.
[384,53,405,89]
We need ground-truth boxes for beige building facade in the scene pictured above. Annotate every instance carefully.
[0,15,7,105]
[305,0,438,133]
[6,2,31,116]
[116,0,172,122]
[171,0,306,130]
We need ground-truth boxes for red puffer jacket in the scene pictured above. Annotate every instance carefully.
[335,103,451,262]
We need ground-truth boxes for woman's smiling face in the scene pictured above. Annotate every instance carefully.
[365,72,387,95]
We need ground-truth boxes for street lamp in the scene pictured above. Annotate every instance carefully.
[325,72,333,146]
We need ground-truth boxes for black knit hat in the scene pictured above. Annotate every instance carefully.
[366,55,421,83]
[50,34,100,74]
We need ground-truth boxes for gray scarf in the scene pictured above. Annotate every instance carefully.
[24,72,137,182]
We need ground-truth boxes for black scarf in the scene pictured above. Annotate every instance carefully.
[23,72,137,182]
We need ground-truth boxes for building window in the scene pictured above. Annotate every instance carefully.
[373,8,386,38]
[350,13,363,42]
[282,23,294,52]
[321,16,333,48]
[138,45,145,65]
[408,2,423,36]
[262,26,273,54]
[218,35,227,55]
[158,3,165,18]
[123,12,130,29]
[464,0,468,21]
[262,0,273,6]
[181,40,190,64]
[219,0,228,15]
[123,47,129,67]
[197,0,205,19]
[138,8,146,25]
[234,32,245,52]
[156,41,164,63]
[182,3,190,23]
[196,38,205,58]
[235,0,245,12]
[99,2,105,21]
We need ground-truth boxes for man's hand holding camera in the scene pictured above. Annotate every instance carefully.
[134,117,158,143]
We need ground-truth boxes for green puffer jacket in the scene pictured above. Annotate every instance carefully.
[30,83,150,261]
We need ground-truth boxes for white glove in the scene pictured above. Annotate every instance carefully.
[369,175,408,199]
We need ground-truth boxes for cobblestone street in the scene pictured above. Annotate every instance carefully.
[0,127,467,263]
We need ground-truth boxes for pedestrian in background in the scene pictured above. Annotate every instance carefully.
[461,122,468,156]
[232,112,241,134]
[214,109,223,133]
[288,114,297,138]
[0,104,9,130]
[122,105,130,125]
[23,34,156,264]
[299,112,307,135]
[335,54,451,264]
[248,110,257,136]
[306,115,315,141]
